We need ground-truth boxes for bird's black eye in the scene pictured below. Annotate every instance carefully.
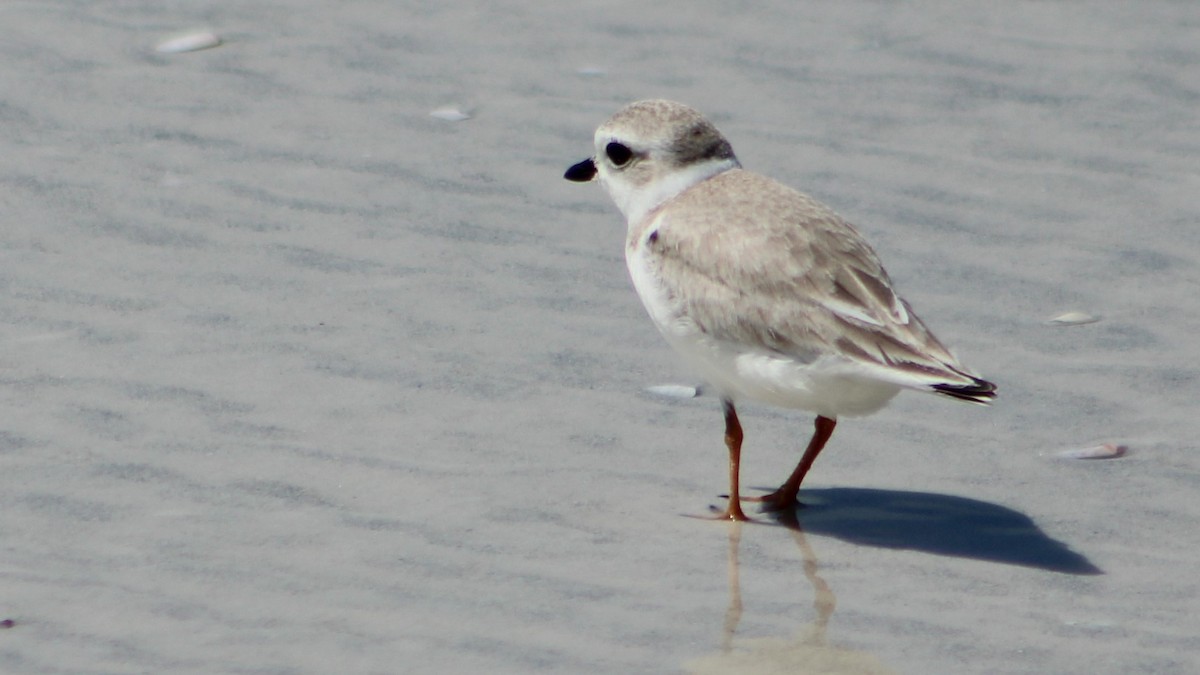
[605,142,633,167]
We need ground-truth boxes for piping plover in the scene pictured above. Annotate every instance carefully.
[565,100,995,521]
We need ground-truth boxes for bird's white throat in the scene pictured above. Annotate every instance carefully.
[603,157,739,227]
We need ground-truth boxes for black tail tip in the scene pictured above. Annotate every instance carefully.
[932,378,997,404]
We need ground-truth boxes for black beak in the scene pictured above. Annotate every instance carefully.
[564,157,597,182]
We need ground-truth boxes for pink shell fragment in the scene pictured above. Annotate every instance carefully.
[1056,444,1127,460]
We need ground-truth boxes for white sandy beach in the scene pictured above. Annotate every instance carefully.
[2,1,1198,673]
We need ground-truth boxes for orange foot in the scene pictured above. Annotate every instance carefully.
[712,502,751,521]
[682,497,753,522]
[744,489,800,513]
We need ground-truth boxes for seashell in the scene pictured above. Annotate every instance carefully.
[1055,443,1127,460]
[155,31,223,54]
[644,384,700,399]
[576,66,607,77]
[1047,311,1099,326]
[429,106,471,122]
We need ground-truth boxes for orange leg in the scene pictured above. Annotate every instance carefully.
[714,399,750,521]
[747,415,837,512]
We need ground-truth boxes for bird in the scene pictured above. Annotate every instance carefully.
[564,100,995,521]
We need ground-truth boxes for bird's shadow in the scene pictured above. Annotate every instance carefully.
[759,487,1102,575]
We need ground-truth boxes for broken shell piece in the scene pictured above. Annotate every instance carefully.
[1047,311,1100,326]
[155,31,223,54]
[429,107,471,122]
[1055,444,1127,460]
[644,384,700,399]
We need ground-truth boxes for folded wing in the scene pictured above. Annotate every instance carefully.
[648,169,996,403]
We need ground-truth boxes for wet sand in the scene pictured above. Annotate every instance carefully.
[2,2,1198,672]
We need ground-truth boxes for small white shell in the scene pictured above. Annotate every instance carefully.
[1047,311,1100,326]
[1055,444,1127,460]
[429,107,471,122]
[155,31,223,54]
[644,384,700,399]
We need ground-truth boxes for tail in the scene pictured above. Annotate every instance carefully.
[932,377,997,405]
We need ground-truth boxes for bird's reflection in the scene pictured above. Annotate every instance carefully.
[687,518,896,674]
[686,487,1099,671]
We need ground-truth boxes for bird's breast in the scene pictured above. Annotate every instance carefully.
[625,212,683,335]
